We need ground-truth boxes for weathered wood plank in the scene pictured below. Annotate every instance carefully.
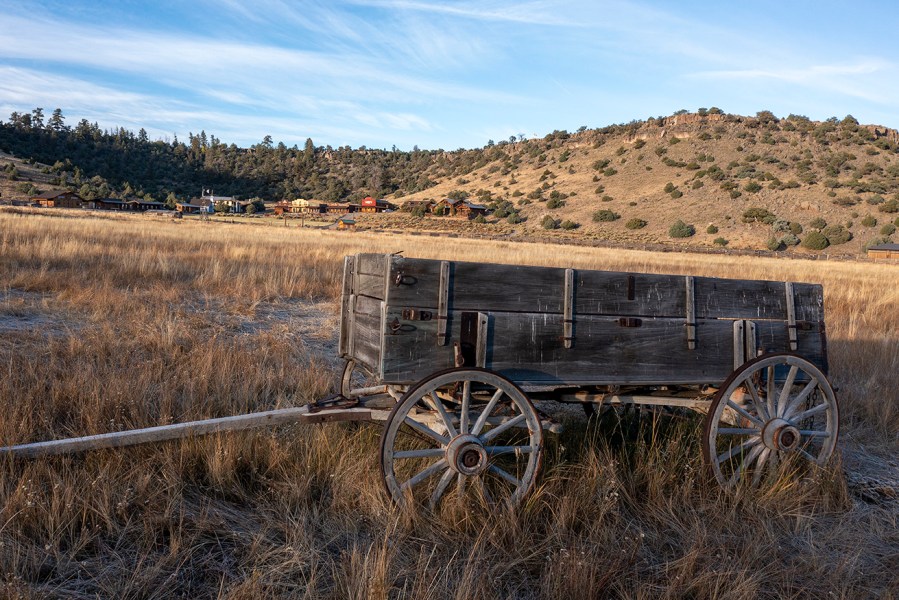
[693,278,823,321]
[379,306,827,386]
[382,255,823,321]
[355,272,386,300]
[356,253,387,275]
[351,295,383,372]
[338,255,355,357]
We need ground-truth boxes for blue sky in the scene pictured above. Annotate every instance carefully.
[1,0,898,150]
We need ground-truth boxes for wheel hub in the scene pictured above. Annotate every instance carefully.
[762,418,801,452]
[445,434,488,476]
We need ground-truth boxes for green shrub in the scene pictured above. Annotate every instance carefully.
[822,224,852,245]
[541,215,559,229]
[692,180,704,189]
[633,139,646,149]
[713,237,729,246]
[511,190,523,197]
[592,159,610,171]
[546,197,565,210]
[781,233,800,246]
[742,207,776,224]
[861,215,877,227]
[473,214,487,224]
[669,220,695,238]
[670,189,683,199]
[625,218,647,230]
[507,212,522,224]
[730,190,742,199]
[789,222,803,235]
[602,195,614,202]
[706,225,718,234]
[593,209,620,222]
[866,194,884,205]
[879,223,896,236]
[801,231,829,250]
[767,236,785,251]
[744,181,762,193]
[879,199,898,213]
[603,168,618,176]
[560,220,579,230]
[809,217,827,230]
[664,182,675,193]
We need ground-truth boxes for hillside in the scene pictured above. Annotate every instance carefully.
[2,110,899,254]
[393,112,899,254]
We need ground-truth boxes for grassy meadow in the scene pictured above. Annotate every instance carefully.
[0,209,896,599]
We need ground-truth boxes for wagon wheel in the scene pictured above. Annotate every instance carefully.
[380,368,543,510]
[703,353,839,488]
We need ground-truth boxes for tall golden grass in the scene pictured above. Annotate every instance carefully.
[0,210,896,598]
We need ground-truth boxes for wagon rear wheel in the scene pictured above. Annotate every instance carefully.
[703,353,839,488]
[380,368,543,510]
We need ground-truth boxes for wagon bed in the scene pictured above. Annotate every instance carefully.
[340,253,828,387]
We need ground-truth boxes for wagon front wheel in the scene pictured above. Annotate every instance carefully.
[703,353,839,488]
[380,368,543,510]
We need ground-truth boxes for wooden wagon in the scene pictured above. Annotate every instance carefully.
[336,253,838,507]
[2,253,839,510]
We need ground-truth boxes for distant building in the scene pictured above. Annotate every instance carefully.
[867,243,899,260]
[89,198,167,211]
[457,201,488,219]
[403,200,434,214]
[360,196,395,213]
[336,216,356,230]
[31,190,82,208]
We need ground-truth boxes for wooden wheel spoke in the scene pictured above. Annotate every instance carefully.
[776,365,799,417]
[798,429,830,438]
[725,400,764,428]
[427,391,457,438]
[745,382,770,421]
[717,427,761,436]
[471,389,504,436]
[488,464,522,487]
[402,458,448,490]
[797,448,818,463]
[475,475,493,506]
[766,365,776,421]
[480,413,527,442]
[485,445,537,456]
[716,437,760,464]
[790,402,828,424]
[403,417,450,445]
[727,443,765,487]
[428,467,455,510]
[459,380,471,434]
[393,448,445,459]
[751,447,772,487]
[782,379,818,420]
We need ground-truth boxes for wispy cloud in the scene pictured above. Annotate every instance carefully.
[690,59,895,104]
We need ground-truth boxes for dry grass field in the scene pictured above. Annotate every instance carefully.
[0,209,896,599]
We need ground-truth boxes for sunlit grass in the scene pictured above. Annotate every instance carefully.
[0,210,896,598]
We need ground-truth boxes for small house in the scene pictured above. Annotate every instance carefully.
[403,200,434,214]
[433,197,463,216]
[31,190,83,208]
[336,217,356,230]
[457,201,488,219]
[867,243,899,260]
